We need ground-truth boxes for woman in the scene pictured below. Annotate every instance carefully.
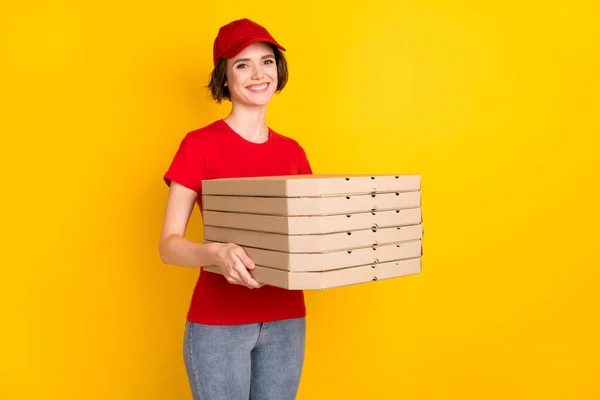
[159,18,312,400]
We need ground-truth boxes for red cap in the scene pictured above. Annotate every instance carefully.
[212,18,285,65]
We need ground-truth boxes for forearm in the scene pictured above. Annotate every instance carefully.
[159,234,223,268]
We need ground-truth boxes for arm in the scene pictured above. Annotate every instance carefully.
[158,181,216,267]
[158,181,262,288]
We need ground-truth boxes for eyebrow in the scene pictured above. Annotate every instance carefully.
[233,54,275,65]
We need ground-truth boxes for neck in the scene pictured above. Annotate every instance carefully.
[224,102,270,143]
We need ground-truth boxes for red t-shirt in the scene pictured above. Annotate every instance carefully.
[163,119,313,325]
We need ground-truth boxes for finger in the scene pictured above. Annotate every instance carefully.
[218,262,240,284]
[224,268,243,286]
[232,246,256,270]
[233,258,261,288]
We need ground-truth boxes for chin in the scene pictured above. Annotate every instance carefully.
[240,93,276,107]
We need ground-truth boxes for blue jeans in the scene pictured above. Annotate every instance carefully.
[183,317,306,400]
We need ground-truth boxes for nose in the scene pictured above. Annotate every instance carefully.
[252,64,264,80]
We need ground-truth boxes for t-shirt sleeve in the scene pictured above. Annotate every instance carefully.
[298,145,313,175]
[163,133,205,193]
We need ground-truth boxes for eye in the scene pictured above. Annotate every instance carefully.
[235,63,249,69]
[263,59,275,65]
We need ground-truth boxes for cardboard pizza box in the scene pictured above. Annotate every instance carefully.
[202,257,421,290]
[202,174,421,197]
[202,191,421,216]
[203,207,422,235]
[226,239,423,272]
[204,224,423,253]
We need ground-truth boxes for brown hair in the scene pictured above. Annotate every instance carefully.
[207,44,288,103]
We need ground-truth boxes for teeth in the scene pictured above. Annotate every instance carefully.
[248,84,267,91]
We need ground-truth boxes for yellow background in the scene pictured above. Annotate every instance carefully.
[2,1,599,399]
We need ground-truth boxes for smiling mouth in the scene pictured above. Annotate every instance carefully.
[246,83,269,92]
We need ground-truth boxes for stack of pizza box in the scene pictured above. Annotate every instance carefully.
[201,174,423,290]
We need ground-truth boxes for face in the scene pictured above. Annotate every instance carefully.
[225,42,278,107]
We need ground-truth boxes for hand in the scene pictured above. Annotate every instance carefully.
[213,243,263,289]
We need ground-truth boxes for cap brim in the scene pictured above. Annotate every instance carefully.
[219,37,285,61]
